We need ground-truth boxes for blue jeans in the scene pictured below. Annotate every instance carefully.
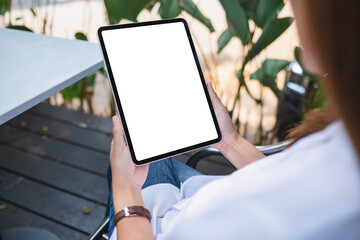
[107,158,202,236]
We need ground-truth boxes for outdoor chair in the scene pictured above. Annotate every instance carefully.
[87,140,292,240]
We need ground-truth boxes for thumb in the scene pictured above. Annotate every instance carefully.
[207,81,222,107]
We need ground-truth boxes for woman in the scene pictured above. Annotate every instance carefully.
[108,0,360,239]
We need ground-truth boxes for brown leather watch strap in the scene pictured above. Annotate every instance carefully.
[114,206,152,225]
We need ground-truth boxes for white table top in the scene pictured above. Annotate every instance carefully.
[0,28,104,125]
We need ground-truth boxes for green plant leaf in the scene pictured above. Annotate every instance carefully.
[30,7,37,16]
[250,58,290,98]
[254,0,284,28]
[87,73,96,87]
[104,0,154,24]
[238,0,259,20]
[250,59,290,80]
[6,25,33,32]
[239,0,259,12]
[217,28,233,53]
[236,68,261,103]
[219,0,250,45]
[158,0,180,18]
[62,81,80,101]
[146,0,157,11]
[87,74,96,96]
[99,67,107,77]
[178,0,214,32]
[245,17,293,64]
[294,46,302,64]
[75,32,88,41]
[0,0,11,16]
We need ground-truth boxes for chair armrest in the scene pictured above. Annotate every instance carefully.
[186,140,292,168]
[87,217,109,240]
[255,140,292,155]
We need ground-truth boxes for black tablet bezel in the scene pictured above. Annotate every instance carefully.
[98,18,221,165]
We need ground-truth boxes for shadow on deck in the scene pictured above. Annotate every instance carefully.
[0,103,235,239]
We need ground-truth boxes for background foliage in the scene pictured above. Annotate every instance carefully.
[0,0,326,144]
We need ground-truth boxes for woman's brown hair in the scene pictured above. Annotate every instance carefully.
[288,0,360,158]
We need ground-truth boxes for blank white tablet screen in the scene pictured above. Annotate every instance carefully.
[102,22,218,161]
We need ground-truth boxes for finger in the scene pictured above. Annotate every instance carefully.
[112,116,125,146]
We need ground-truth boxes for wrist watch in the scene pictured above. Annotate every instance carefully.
[114,206,151,225]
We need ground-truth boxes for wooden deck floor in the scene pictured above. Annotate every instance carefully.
[0,103,235,239]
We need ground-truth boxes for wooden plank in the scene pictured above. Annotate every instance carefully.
[1,120,233,176]
[8,112,112,153]
[0,200,87,240]
[0,125,109,176]
[26,103,234,175]
[0,145,108,205]
[0,169,106,234]
[29,103,113,133]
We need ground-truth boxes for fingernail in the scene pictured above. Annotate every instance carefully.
[112,116,117,125]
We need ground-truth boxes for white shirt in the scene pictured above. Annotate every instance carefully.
[110,122,360,240]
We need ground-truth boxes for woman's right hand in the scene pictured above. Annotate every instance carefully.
[207,81,265,168]
[206,81,238,152]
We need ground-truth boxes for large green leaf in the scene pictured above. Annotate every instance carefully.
[104,0,154,24]
[0,0,11,16]
[158,0,180,18]
[6,25,33,32]
[220,0,250,45]
[178,0,214,32]
[254,0,284,28]
[250,59,290,80]
[238,0,259,20]
[238,0,259,12]
[250,58,290,98]
[245,17,293,64]
[217,28,233,53]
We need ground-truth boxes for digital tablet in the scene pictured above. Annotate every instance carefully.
[98,18,221,165]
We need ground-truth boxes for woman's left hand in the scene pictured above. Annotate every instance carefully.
[110,115,149,190]
[110,116,153,239]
